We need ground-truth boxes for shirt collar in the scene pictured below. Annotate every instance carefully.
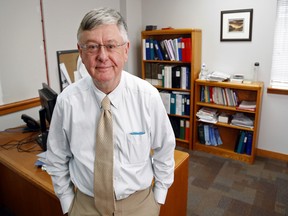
[90,71,126,110]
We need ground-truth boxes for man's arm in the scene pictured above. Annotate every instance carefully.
[45,99,75,214]
[150,91,176,204]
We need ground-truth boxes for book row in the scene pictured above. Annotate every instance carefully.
[197,123,253,155]
[197,123,223,146]
[169,117,190,141]
[200,86,238,107]
[234,130,253,155]
[145,63,190,89]
[160,91,190,116]
[142,37,192,62]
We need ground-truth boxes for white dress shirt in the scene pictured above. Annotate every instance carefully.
[45,71,176,213]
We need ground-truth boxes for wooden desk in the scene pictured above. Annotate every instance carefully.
[0,129,189,216]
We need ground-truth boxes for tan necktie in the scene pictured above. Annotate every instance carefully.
[94,96,115,215]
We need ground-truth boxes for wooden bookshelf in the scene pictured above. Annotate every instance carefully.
[141,29,202,149]
[193,80,263,164]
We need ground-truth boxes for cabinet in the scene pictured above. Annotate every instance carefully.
[141,29,202,149]
[193,80,263,164]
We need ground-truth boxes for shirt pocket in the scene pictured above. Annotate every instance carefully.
[124,132,150,164]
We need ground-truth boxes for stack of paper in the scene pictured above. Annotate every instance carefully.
[35,151,47,171]
[231,113,254,128]
[196,107,218,123]
[206,71,231,82]
[237,100,256,111]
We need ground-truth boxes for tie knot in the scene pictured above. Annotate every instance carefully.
[101,96,110,111]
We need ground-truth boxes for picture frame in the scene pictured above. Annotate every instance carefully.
[220,9,253,41]
[56,49,79,91]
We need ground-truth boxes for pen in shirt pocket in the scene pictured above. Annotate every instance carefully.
[129,131,145,135]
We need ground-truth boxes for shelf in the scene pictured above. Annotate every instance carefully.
[194,142,253,164]
[195,79,263,91]
[193,80,263,164]
[170,114,190,119]
[142,29,202,149]
[196,102,256,114]
[143,60,190,64]
[216,121,254,131]
[197,120,254,131]
[157,87,191,92]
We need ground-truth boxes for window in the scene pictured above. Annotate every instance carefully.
[270,0,288,90]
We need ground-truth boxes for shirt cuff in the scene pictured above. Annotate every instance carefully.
[153,187,168,204]
[60,193,75,214]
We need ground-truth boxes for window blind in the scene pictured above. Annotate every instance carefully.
[270,0,288,88]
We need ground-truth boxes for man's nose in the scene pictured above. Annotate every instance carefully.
[97,46,109,61]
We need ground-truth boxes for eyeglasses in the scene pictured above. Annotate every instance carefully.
[79,42,127,54]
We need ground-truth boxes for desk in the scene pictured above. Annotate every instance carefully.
[0,129,189,216]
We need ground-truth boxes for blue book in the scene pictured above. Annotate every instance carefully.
[200,86,205,102]
[236,131,246,153]
[240,132,248,153]
[186,67,191,89]
[178,38,183,61]
[198,124,205,144]
[184,94,190,116]
[170,93,176,114]
[246,132,253,155]
[153,40,163,60]
[145,39,151,60]
[209,125,217,146]
[204,124,211,145]
[149,38,155,60]
[214,127,223,145]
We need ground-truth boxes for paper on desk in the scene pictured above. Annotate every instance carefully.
[207,71,231,81]
[35,151,47,170]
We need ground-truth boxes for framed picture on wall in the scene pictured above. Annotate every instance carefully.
[220,9,253,41]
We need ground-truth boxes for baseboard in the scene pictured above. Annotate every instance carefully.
[256,148,288,162]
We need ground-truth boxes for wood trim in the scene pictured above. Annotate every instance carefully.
[0,97,40,116]
[267,86,288,95]
[256,148,288,162]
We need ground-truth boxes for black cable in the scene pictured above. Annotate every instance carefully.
[0,130,42,153]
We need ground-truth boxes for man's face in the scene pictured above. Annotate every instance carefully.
[78,24,129,93]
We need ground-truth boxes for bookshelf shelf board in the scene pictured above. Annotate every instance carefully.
[157,87,191,92]
[176,138,189,143]
[196,80,263,91]
[142,28,201,36]
[176,139,190,149]
[143,60,189,64]
[197,120,254,131]
[216,122,254,131]
[170,114,190,119]
[196,102,256,114]
[194,142,253,163]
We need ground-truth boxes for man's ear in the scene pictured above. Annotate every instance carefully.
[124,42,130,62]
[77,44,83,57]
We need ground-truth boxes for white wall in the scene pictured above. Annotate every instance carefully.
[142,0,288,155]
[0,0,46,105]
[124,0,142,76]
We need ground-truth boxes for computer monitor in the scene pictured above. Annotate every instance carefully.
[37,83,58,150]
